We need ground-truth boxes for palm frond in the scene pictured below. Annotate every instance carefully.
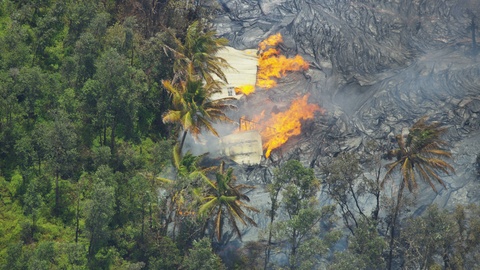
[215,207,223,241]
[197,116,219,137]
[228,202,258,226]
[173,144,182,169]
[226,207,243,240]
[424,158,454,173]
[385,116,453,194]
[162,110,182,124]
[424,148,453,157]
[235,201,260,214]
[199,197,218,216]
[156,177,174,184]
[382,160,403,187]
[416,163,438,192]
[226,203,248,226]
[181,111,193,131]
[423,165,447,189]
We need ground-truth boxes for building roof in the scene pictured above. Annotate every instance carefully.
[210,46,258,100]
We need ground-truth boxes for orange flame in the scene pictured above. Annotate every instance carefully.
[248,95,324,158]
[232,35,321,158]
[258,33,283,51]
[235,85,256,95]
[256,34,309,89]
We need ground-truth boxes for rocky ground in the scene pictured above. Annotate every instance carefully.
[212,0,480,245]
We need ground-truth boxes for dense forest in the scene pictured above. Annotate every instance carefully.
[1,1,480,269]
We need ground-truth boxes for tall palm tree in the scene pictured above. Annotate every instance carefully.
[167,20,230,86]
[383,116,455,270]
[198,161,259,241]
[162,65,235,152]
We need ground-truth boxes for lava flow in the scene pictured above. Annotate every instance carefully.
[251,95,324,158]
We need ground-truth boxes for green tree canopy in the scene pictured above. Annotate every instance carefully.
[180,237,226,270]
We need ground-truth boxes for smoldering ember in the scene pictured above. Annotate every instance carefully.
[1,1,480,269]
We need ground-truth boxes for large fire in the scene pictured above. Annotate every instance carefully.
[231,34,323,158]
[250,95,324,158]
[257,34,309,89]
[235,33,310,96]
[257,50,309,89]
[258,33,283,51]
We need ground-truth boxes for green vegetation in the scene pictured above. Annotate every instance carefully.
[0,1,233,268]
[265,160,340,269]
[0,1,479,270]
[199,161,258,241]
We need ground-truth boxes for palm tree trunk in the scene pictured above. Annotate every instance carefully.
[179,130,188,154]
[388,180,405,270]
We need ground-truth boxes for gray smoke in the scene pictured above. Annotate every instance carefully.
[210,0,480,213]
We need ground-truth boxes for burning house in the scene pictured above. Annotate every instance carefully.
[210,46,258,100]
[208,34,324,164]
[209,46,264,164]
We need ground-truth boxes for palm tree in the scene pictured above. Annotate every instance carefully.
[157,144,213,238]
[383,116,454,193]
[162,65,235,153]
[198,161,259,241]
[166,20,230,86]
[383,116,455,270]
